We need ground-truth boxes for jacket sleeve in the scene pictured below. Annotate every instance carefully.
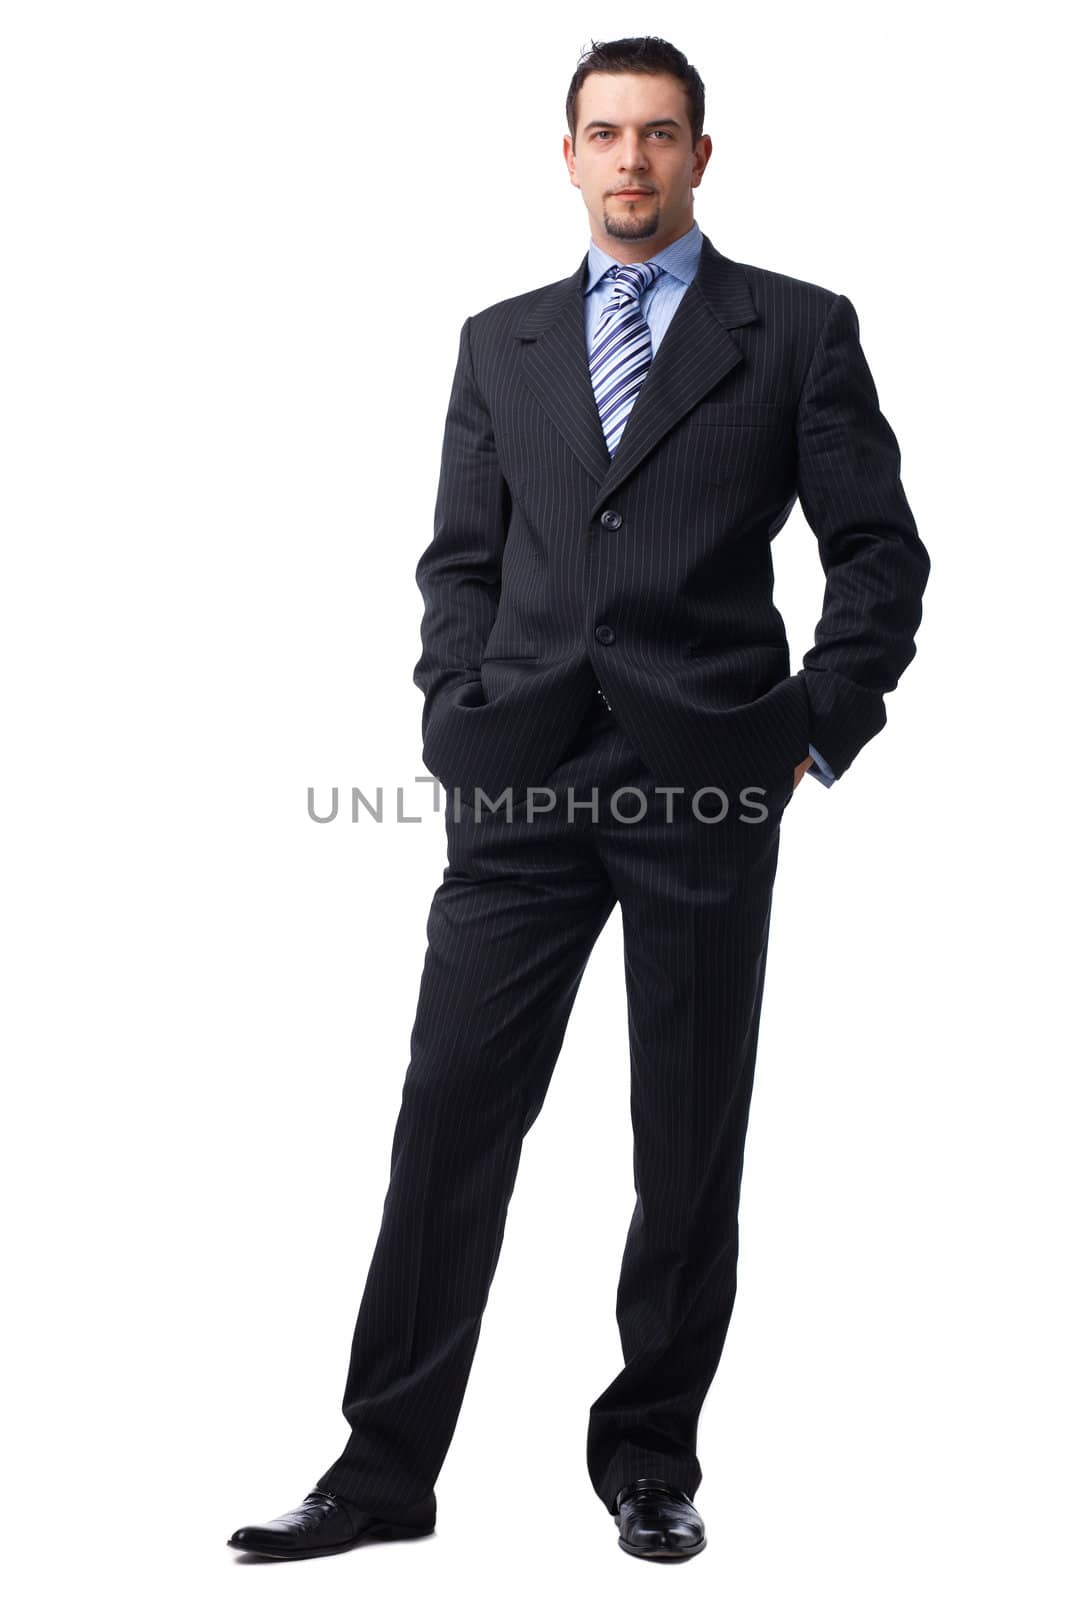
[795,292,930,779]
[412,315,511,739]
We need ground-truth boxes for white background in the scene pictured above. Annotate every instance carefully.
[2,2,1063,1595]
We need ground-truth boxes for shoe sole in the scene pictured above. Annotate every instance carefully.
[227,1521,435,1559]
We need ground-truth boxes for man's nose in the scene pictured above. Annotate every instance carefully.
[617,135,648,171]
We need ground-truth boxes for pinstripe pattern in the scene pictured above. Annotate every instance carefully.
[316,693,792,1517]
[315,229,929,1521]
[414,230,928,802]
[586,224,836,780]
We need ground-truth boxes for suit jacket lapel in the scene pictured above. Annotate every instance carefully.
[516,233,760,512]
[516,257,610,485]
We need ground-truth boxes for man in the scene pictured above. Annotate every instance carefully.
[229,35,929,1564]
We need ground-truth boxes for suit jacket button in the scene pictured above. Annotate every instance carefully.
[600,509,623,530]
[594,624,616,645]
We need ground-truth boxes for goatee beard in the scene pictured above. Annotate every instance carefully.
[602,206,661,241]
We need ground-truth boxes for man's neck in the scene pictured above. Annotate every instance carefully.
[592,216,696,264]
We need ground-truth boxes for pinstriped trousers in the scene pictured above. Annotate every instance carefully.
[315,686,790,1519]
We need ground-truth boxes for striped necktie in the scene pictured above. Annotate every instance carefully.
[589,260,664,457]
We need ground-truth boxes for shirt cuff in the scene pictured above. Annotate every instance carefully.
[806,743,836,787]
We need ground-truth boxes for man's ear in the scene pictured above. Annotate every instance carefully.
[690,134,713,188]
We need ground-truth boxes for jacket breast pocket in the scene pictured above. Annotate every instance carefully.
[683,401,791,486]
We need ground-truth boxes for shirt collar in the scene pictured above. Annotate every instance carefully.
[584,219,703,293]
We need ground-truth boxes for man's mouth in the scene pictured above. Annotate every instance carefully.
[613,189,653,198]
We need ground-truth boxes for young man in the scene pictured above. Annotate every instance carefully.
[229,35,929,1564]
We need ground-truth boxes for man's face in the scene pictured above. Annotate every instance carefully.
[563,71,712,257]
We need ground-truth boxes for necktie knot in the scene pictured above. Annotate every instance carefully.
[606,260,663,305]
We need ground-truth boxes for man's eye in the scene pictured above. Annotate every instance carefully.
[590,128,672,141]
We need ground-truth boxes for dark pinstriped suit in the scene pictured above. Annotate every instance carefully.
[315,229,930,1521]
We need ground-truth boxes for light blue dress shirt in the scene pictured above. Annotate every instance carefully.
[583,220,836,787]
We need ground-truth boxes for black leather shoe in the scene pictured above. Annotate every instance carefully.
[228,1488,436,1559]
[613,1478,706,1560]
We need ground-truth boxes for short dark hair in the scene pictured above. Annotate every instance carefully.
[565,36,706,150]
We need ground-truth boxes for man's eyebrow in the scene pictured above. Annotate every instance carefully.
[581,118,683,133]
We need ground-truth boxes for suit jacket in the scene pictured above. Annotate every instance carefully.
[413,231,930,807]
